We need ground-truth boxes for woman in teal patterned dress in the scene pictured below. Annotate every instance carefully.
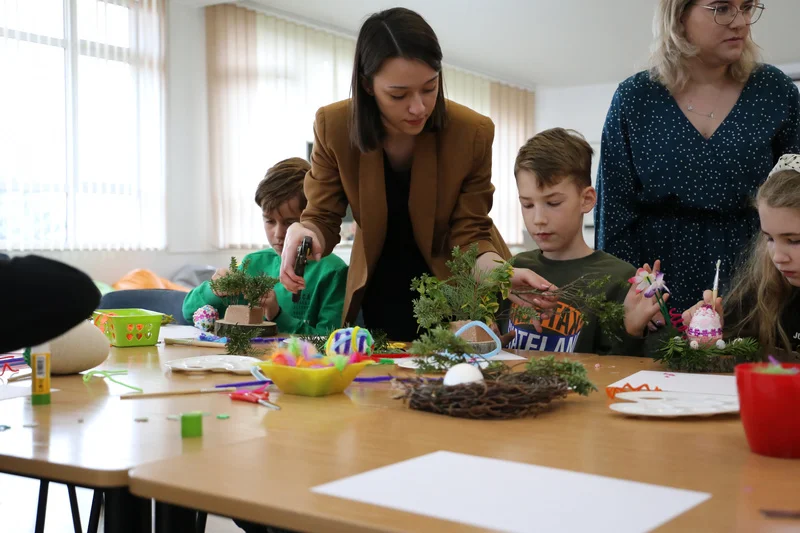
[595,0,800,311]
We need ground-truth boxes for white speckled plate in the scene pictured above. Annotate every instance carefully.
[610,391,739,418]
[164,355,260,375]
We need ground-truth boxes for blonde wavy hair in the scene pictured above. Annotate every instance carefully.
[725,170,800,353]
[649,0,761,92]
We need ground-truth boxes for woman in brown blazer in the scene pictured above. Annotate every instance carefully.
[279,7,552,341]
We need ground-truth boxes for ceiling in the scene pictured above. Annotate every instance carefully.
[235,0,800,88]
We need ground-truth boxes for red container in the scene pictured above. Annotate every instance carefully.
[736,363,800,459]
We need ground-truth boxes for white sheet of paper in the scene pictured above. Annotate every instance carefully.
[0,382,60,402]
[313,451,710,533]
[158,325,204,341]
[606,370,737,397]
[487,350,526,361]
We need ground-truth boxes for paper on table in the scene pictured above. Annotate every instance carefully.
[158,325,204,341]
[0,381,60,402]
[313,451,710,533]
[606,370,737,397]
[487,350,526,361]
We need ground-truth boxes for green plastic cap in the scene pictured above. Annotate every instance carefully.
[31,393,51,406]
[180,411,203,438]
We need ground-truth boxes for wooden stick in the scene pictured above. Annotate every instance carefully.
[712,259,722,306]
[163,338,223,348]
[120,386,236,400]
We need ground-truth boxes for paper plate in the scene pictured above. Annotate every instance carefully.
[610,391,739,418]
[396,358,490,371]
[164,355,260,375]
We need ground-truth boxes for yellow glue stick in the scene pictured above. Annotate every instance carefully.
[31,343,51,406]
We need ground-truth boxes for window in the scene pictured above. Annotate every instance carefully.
[206,5,533,249]
[0,0,166,251]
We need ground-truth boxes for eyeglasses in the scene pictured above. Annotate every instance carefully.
[690,2,765,26]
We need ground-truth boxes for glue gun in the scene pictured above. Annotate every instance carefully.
[292,236,313,303]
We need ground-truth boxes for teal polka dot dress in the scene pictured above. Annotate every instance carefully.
[595,64,800,310]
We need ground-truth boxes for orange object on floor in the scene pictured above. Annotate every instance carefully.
[113,269,190,292]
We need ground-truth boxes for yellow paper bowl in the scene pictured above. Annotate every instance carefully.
[255,361,375,397]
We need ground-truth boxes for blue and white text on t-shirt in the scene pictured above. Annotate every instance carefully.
[507,301,584,353]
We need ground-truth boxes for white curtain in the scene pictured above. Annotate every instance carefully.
[444,67,534,245]
[207,5,354,249]
[207,5,534,248]
[0,0,166,251]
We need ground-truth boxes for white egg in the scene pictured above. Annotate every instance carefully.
[49,320,111,375]
[443,363,485,387]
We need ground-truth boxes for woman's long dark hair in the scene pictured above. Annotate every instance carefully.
[349,7,448,153]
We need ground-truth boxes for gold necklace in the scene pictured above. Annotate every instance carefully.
[686,83,724,120]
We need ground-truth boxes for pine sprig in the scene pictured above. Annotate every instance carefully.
[524,355,597,396]
[225,326,259,356]
[508,275,625,341]
[411,244,513,330]
[654,335,761,373]
[409,327,476,374]
[209,257,277,309]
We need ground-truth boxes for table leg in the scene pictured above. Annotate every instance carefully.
[104,488,152,533]
[87,490,103,533]
[196,511,208,533]
[155,501,197,533]
[34,479,49,533]
[67,484,82,533]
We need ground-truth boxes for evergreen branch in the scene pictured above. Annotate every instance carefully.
[409,327,476,374]
[524,355,597,396]
[509,275,625,341]
[209,257,277,308]
[411,244,513,330]
[225,326,259,356]
[654,335,761,373]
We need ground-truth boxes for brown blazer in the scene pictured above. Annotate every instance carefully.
[301,99,511,325]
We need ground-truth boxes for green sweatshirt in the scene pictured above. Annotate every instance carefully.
[503,250,646,356]
[182,248,348,335]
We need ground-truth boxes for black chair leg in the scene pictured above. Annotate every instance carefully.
[88,489,103,533]
[68,484,83,533]
[35,479,49,533]
[196,511,208,533]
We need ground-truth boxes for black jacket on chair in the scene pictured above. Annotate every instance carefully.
[0,255,100,353]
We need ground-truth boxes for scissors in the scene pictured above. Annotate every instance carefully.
[229,385,281,410]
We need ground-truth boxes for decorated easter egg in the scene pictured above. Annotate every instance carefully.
[686,305,723,346]
[443,363,485,387]
[325,327,374,356]
[193,305,219,332]
[50,320,111,375]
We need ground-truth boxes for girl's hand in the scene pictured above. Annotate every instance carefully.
[681,290,724,328]
[624,284,670,337]
[640,259,665,332]
[279,223,323,293]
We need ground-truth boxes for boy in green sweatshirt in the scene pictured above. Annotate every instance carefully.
[182,157,347,335]
[503,128,665,355]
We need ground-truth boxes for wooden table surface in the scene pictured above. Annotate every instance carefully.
[0,342,275,487]
[127,353,800,533]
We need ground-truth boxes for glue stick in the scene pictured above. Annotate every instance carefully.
[31,343,51,406]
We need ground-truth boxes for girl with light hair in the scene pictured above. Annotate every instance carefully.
[683,154,800,355]
[595,0,800,313]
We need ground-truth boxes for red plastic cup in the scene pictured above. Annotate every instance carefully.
[736,363,800,459]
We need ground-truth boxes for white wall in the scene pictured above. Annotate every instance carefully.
[534,82,618,248]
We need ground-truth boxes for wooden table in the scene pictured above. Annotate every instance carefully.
[0,341,276,532]
[128,353,800,533]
